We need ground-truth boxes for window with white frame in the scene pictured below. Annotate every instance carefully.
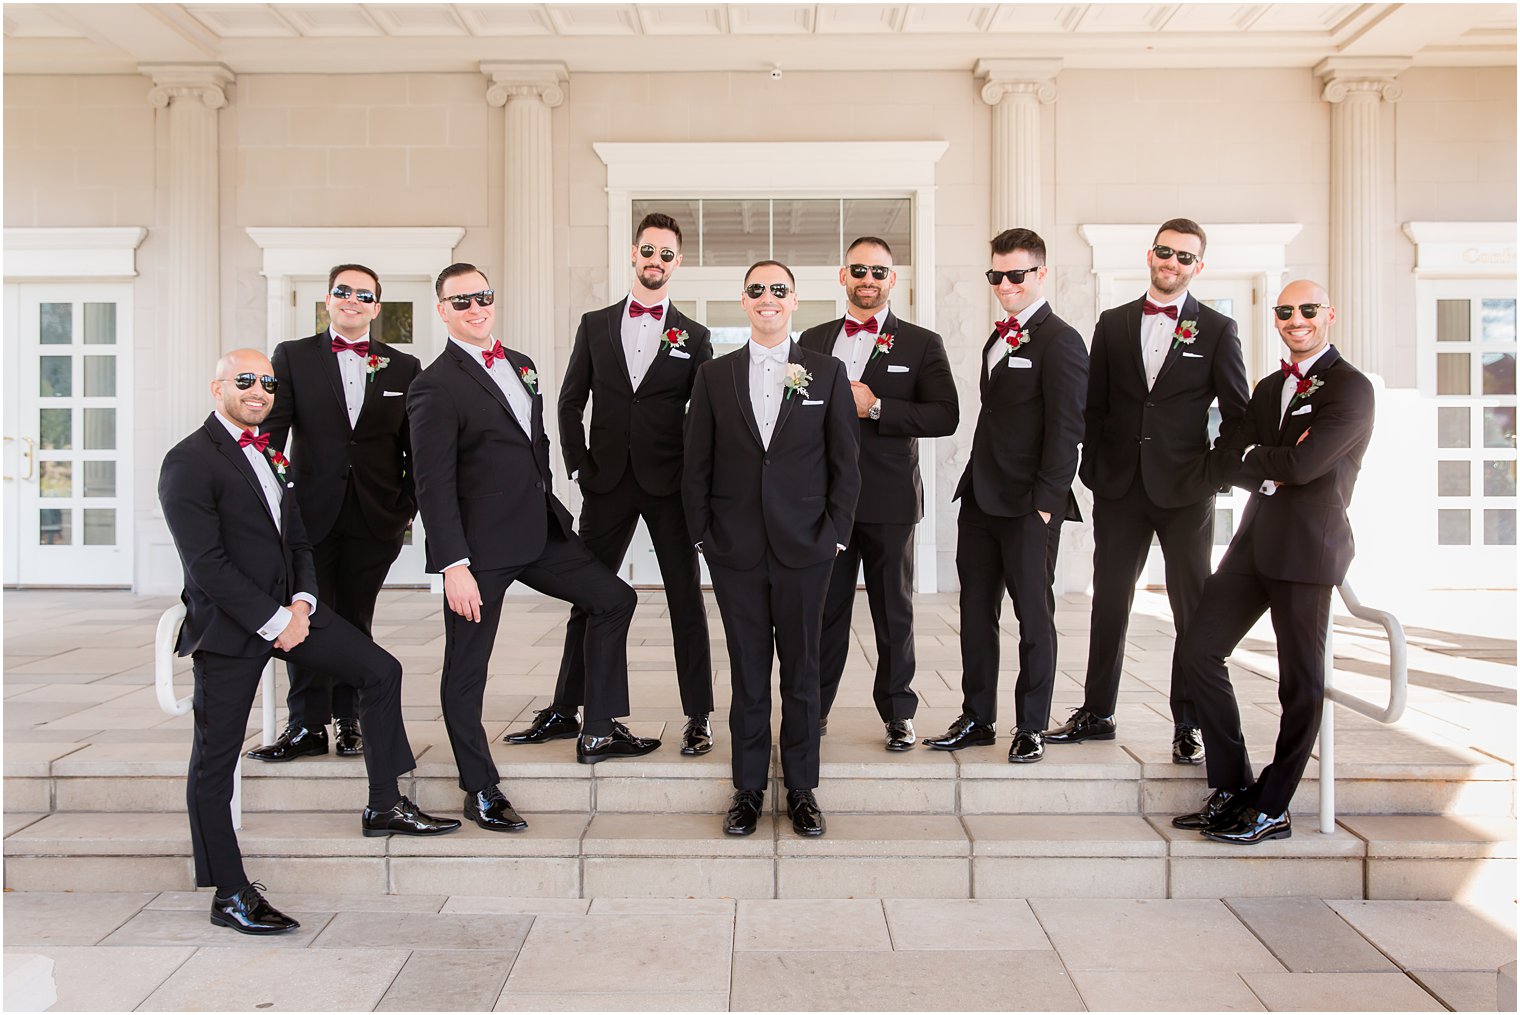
[1434,294,1517,547]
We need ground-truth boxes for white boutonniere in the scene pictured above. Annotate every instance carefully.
[783,363,812,400]
[365,353,390,382]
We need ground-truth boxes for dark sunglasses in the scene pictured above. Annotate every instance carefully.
[443,290,496,311]
[743,282,793,299]
[1273,303,1325,321]
[1151,245,1200,266]
[329,285,378,304]
[638,244,678,263]
[848,264,892,281]
[985,267,1039,286]
[220,373,279,394]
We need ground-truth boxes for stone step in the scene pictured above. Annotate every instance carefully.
[5,810,1513,904]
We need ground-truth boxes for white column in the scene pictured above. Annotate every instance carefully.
[976,59,1060,234]
[1317,58,1406,376]
[143,64,233,439]
[483,62,567,404]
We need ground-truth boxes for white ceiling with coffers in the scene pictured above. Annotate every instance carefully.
[3,3,1514,75]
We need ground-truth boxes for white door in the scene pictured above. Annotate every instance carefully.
[4,283,134,586]
[289,278,444,586]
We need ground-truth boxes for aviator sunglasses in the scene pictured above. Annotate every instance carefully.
[1272,303,1326,321]
[1151,245,1200,266]
[220,373,279,394]
[985,267,1039,286]
[743,282,793,299]
[639,244,678,263]
[443,290,496,311]
[848,264,892,281]
[329,285,378,304]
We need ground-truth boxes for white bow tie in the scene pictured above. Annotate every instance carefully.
[749,341,790,365]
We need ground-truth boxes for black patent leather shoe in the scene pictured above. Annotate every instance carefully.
[1172,724,1206,765]
[923,714,997,751]
[1202,807,1292,845]
[503,707,581,745]
[1172,788,1247,830]
[724,789,764,836]
[576,721,660,764]
[1044,707,1117,744]
[334,716,363,756]
[245,722,328,763]
[786,789,826,837]
[465,787,528,832]
[209,882,299,935]
[362,795,461,837]
[680,713,713,756]
[1007,729,1045,763]
[885,718,916,752]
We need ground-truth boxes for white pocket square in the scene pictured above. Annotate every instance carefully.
[887,364,909,373]
[1007,358,1033,369]
[802,399,825,406]
[383,390,405,396]
[1292,404,1313,416]
[669,349,691,359]
[1181,351,1203,359]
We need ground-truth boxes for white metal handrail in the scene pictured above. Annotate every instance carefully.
[1318,580,1408,834]
[154,603,277,830]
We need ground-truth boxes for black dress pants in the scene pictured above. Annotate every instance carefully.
[818,521,918,722]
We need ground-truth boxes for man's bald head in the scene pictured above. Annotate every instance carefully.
[212,348,278,430]
[1273,280,1335,363]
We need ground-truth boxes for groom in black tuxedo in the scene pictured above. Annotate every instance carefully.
[505,213,716,755]
[926,228,1088,763]
[1048,219,1248,763]
[798,235,959,751]
[683,260,860,838]
[1172,280,1375,844]
[160,349,457,936]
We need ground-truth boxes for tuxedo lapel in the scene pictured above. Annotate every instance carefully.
[1278,345,1341,439]
[313,335,349,426]
[605,299,635,392]
[1123,299,1148,386]
[730,352,764,448]
[1151,293,1196,388]
[979,331,999,397]
[205,417,280,533]
[858,311,893,388]
[504,346,546,447]
[354,339,387,425]
[447,342,528,441]
[771,343,804,441]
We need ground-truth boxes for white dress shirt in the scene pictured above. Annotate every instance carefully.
[748,339,792,450]
[830,306,887,383]
[1140,293,1186,390]
[331,327,370,429]
[212,411,316,641]
[986,298,1047,377]
[1279,346,1329,423]
[622,294,669,392]
[451,336,533,435]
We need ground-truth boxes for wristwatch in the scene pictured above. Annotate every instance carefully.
[867,399,882,421]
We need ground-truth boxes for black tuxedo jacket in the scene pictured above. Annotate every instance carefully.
[1080,294,1249,507]
[408,340,574,574]
[559,299,713,498]
[683,344,861,570]
[1214,345,1374,586]
[798,311,959,525]
[953,303,1088,520]
[263,331,421,542]
[159,413,327,659]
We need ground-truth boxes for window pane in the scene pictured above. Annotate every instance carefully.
[40,303,72,344]
[1213,508,1234,546]
[1484,407,1517,448]
[39,356,71,397]
[1481,353,1516,396]
[771,199,840,266]
[793,300,837,334]
[38,460,72,498]
[83,302,116,345]
[83,355,116,397]
[1438,509,1471,545]
[83,461,116,498]
[83,408,115,450]
[379,302,413,347]
[701,199,770,267]
[704,300,752,351]
[1436,299,1470,342]
[39,508,71,546]
[1485,509,1517,545]
[1483,460,1517,497]
[1481,298,1517,344]
[38,408,71,450]
[1438,406,1471,448]
[1437,460,1470,496]
[631,200,702,262]
[1436,353,1471,395]
[843,199,912,266]
[82,509,115,546]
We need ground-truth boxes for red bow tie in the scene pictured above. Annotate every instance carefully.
[237,430,270,453]
[482,340,509,369]
[843,317,880,338]
[1280,359,1303,379]
[331,337,370,356]
[629,301,664,321]
[994,317,1023,341]
[1143,301,1179,320]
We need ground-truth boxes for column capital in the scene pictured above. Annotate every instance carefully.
[1314,57,1409,104]
[975,58,1061,106]
[141,63,235,110]
[482,62,569,109]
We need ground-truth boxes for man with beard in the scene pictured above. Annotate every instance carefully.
[505,214,716,755]
[1048,219,1248,763]
[798,236,958,751]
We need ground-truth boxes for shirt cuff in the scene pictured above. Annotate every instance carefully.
[836,543,847,552]
[292,593,316,618]
[258,606,292,642]
[444,559,470,572]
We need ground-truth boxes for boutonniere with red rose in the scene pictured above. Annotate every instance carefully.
[995,317,1028,356]
[783,363,812,400]
[661,328,689,352]
[365,353,390,382]
[266,449,290,483]
[1171,319,1199,349]
[871,332,895,360]
[1291,374,1324,404]
[519,366,539,396]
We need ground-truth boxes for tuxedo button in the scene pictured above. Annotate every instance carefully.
[764,458,771,466]
[633,398,640,404]
[535,481,545,491]
[1145,402,1155,408]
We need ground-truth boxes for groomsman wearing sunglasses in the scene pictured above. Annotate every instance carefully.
[926,229,1087,763]
[1173,281,1374,844]
[247,265,421,765]
[1048,220,1249,762]
[684,261,860,837]
[798,237,958,751]
[504,213,716,755]
[409,264,659,835]
[160,349,457,936]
